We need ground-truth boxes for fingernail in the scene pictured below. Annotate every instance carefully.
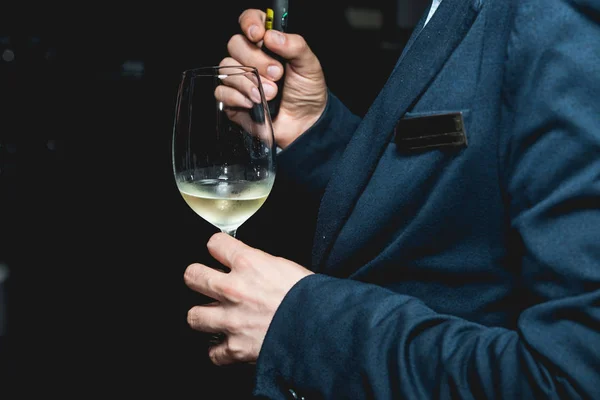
[262,83,275,97]
[267,65,281,79]
[244,96,254,107]
[248,25,259,39]
[271,30,285,45]
[251,87,262,103]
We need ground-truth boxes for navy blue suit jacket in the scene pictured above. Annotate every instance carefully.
[247,0,600,398]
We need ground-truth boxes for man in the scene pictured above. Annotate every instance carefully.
[184,0,600,398]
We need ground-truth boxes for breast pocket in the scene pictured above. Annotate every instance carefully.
[393,110,470,153]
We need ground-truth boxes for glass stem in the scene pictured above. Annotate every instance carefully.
[223,229,237,238]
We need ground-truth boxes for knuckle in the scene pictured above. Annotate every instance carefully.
[238,9,253,24]
[218,58,229,68]
[220,318,235,334]
[205,273,218,294]
[231,251,253,270]
[238,9,246,23]
[227,34,245,54]
[227,339,246,360]
[285,33,308,55]
[219,56,237,68]
[294,37,309,54]
[222,281,243,304]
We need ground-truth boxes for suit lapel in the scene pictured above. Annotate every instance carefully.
[394,0,431,67]
[311,0,481,270]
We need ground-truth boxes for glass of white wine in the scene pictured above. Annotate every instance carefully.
[172,65,276,238]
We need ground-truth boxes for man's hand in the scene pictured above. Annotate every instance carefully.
[222,8,328,149]
[184,232,314,366]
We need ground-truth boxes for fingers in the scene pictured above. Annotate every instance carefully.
[218,56,277,102]
[214,59,264,107]
[208,344,237,366]
[228,10,285,83]
[237,8,312,69]
[238,8,266,43]
[206,232,257,271]
[228,29,318,82]
[263,31,318,71]
[184,263,228,302]
[187,302,224,334]
[227,34,285,85]
[215,82,256,109]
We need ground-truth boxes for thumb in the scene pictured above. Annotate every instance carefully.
[263,30,320,72]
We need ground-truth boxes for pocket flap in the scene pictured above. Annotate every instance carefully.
[394,110,469,152]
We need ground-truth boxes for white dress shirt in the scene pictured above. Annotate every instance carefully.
[424,0,443,26]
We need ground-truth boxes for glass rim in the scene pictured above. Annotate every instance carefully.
[182,65,259,78]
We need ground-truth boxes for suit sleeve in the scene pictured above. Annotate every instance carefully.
[275,90,362,198]
[252,1,600,399]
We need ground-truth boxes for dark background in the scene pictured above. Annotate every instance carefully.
[1,1,427,397]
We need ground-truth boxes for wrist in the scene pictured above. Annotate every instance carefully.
[276,91,329,149]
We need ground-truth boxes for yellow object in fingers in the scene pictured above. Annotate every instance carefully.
[265,8,274,29]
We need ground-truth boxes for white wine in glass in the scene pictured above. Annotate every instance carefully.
[172,65,276,238]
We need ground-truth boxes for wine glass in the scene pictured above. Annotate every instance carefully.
[172,65,276,238]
